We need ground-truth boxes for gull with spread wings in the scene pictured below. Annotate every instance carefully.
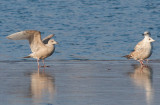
[7,30,58,68]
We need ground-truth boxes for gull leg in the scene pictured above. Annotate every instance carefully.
[41,59,50,68]
[37,59,40,68]
[42,59,45,67]
[140,60,148,68]
[38,66,40,72]
[139,60,144,66]
[42,60,46,71]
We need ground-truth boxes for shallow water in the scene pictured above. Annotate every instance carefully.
[1,0,160,61]
[1,60,160,105]
[1,0,160,105]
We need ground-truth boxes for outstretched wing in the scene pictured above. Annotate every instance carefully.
[7,30,45,52]
[42,34,54,44]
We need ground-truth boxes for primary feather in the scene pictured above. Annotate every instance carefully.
[42,34,54,44]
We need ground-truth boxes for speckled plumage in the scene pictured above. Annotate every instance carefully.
[124,31,155,65]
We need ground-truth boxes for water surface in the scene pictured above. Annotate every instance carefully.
[1,0,160,105]
[0,60,160,105]
[1,0,160,61]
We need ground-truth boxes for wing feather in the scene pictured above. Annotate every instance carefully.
[7,30,45,52]
[134,40,144,51]
[42,34,54,44]
[7,31,31,40]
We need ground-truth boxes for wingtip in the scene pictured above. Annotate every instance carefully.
[6,35,11,39]
[23,56,31,58]
[123,55,132,59]
[50,34,55,37]
[48,34,55,38]
[6,34,16,40]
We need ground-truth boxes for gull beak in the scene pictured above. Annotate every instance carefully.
[150,38,155,42]
[55,41,58,44]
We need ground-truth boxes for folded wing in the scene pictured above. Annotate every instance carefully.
[134,41,143,51]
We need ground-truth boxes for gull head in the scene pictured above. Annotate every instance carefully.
[142,31,151,36]
[145,36,155,43]
[142,31,155,42]
[48,39,58,45]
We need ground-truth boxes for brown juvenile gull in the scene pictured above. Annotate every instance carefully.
[124,31,155,65]
[7,30,58,68]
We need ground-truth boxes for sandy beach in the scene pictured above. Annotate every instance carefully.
[0,60,160,105]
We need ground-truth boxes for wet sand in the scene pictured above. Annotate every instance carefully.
[0,60,160,105]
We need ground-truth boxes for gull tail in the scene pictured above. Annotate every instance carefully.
[123,55,132,59]
[23,56,31,58]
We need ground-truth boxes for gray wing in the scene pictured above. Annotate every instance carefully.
[7,30,32,40]
[42,34,54,44]
[7,30,45,52]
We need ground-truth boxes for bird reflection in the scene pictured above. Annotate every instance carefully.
[128,64,153,105]
[29,71,55,104]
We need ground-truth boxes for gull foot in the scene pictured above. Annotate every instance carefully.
[41,65,50,68]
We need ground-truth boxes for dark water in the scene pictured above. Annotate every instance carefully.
[1,0,160,61]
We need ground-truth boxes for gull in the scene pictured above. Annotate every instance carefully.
[7,30,58,68]
[124,31,155,65]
